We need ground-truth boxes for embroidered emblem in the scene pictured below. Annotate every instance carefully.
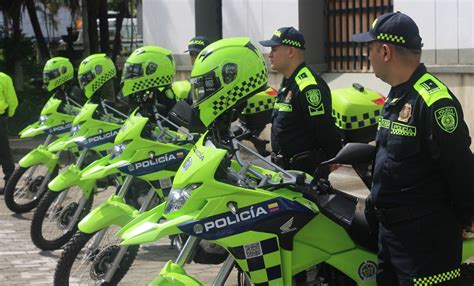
[306,89,321,106]
[398,103,412,123]
[435,106,458,133]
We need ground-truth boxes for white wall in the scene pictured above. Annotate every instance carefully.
[142,0,195,54]
[395,0,474,64]
[222,0,298,52]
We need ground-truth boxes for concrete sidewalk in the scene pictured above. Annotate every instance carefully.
[0,166,368,285]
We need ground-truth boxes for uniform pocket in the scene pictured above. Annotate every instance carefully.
[386,136,420,162]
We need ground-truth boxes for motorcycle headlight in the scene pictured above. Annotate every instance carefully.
[164,183,201,214]
[39,115,48,125]
[109,140,130,160]
[70,124,81,137]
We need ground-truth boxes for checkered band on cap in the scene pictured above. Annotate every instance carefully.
[281,39,302,48]
[376,33,406,44]
[211,69,267,115]
[131,75,173,92]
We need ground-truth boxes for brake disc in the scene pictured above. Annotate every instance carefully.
[90,245,120,281]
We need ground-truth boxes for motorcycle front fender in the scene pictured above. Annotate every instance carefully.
[120,210,195,246]
[47,136,82,152]
[19,122,48,138]
[48,164,96,196]
[78,195,138,234]
[149,261,203,286]
[80,155,124,180]
[117,202,166,238]
[18,145,59,173]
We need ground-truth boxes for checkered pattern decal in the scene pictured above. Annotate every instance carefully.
[51,74,72,90]
[212,69,267,115]
[281,39,302,48]
[243,97,275,114]
[131,75,173,92]
[227,238,283,286]
[413,268,460,285]
[91,69,115,95]
[332,109,381,130]
[376,33,406,44]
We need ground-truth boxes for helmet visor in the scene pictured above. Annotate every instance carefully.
[190,70,221,104]
[43,69,61,84]
[78,71,95,89]
[122,62,143,80]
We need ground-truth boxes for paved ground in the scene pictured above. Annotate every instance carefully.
[0,148,368,285]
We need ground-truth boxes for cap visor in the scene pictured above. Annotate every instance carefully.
[352,32,376,43]
[259,40,281,47]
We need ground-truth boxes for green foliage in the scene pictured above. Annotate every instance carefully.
[0,36,49,136]
[8,82,49,136]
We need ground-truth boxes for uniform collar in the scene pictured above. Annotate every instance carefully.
[387,63,426,106]
[283,62,307,84]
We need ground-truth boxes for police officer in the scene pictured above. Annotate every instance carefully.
[352,12,474,285]
[0,72,18,194]
[184,36,211,65]
[260,27,341,175]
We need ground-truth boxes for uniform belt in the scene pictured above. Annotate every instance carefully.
[374,205,445,226]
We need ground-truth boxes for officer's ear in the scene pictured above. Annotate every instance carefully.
[381,43,393,63]
[288,46,303,59]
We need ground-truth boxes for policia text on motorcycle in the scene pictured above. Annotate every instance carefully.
[259,27,341,175]
[0,72,18,194]
[353,12,474,286]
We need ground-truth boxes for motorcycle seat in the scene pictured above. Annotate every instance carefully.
[317,189,378,253]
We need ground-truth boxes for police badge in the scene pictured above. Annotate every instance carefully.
[398,103,412,123]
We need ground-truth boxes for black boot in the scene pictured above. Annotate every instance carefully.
[1,178,10,195]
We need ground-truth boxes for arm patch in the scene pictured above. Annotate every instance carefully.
[434,106,458,133]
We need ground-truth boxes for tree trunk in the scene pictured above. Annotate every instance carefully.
[11,6,24,91]
[2,7,10,38]
[111,0,129,62]
[25,0,50,62]
[98,0,109,54]
[81,0,90,56]
[87,0,99,54]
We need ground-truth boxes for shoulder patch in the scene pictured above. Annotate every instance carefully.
[295,67,317,91]
[306,89,321,106]
[414,73,452,107]
[434,106,458,133]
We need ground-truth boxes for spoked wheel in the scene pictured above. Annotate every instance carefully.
[4,165,57,213]
[31,187,93,250]
[54,226,139,286]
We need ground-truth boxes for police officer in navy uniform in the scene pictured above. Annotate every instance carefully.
[260,27,341,175]
[0,72,18,194]
[185,36,211,65]
[353,12,474,285]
